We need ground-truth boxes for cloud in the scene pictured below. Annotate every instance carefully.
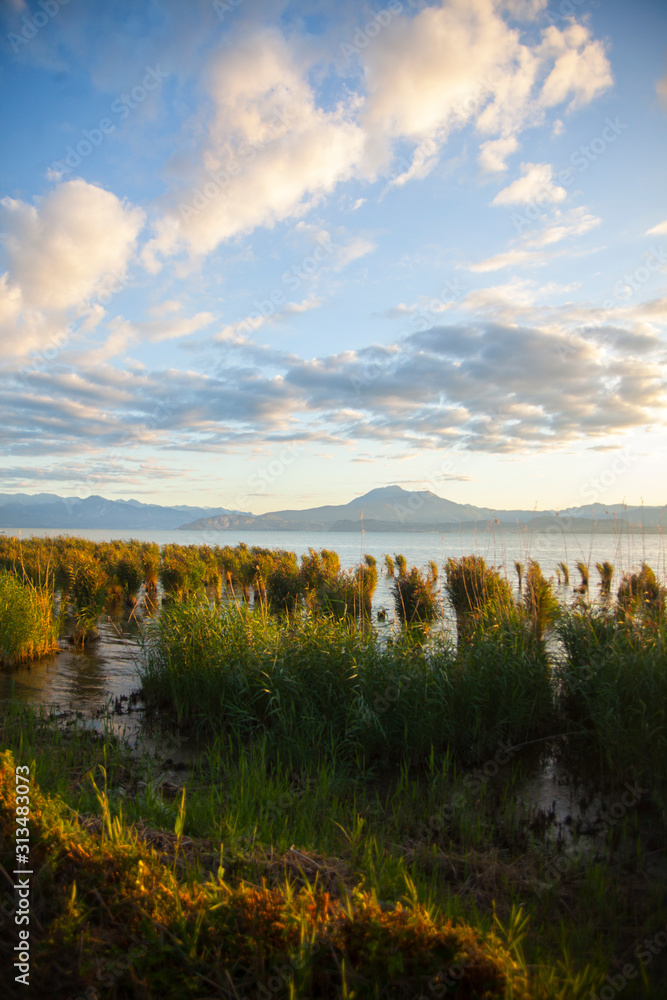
[2,303,665,461]
[646,220,667,236]
[478,136,519,172]
[283,297,323,314]
[0,180,145,356]
[142,26,365,265]
[332,236,376,271]
[1,180,144,312]
[523,207,601,247]
[467,206,601,272]
[139,5,612,266]
[492,161,567,205]
[467,248,548,272]
[537,23,613,110]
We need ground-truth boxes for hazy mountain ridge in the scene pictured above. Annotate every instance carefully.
[0,494,246,530]
[178,486,667,533]
[0,487,663,533]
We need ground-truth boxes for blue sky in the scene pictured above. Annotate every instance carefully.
[1,0,666,513]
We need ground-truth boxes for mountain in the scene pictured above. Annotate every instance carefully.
[0,494,248,530]
[178,486,667,533]
[0,488,662,534]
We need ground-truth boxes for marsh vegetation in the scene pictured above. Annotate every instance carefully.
[1,534,666,997]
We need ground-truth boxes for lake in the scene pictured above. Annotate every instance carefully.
[4,524,665,613]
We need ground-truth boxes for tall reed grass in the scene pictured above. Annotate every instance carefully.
[0,570,59,666]
[140,600,556,768]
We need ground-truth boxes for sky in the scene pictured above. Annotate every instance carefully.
[1,0,666,515]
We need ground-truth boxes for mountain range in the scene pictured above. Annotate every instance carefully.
[179,486,665,533]
[0,493,242,530]
[0,487,663,533]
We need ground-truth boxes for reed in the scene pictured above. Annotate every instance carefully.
[0,571,59,666]
[65,552,108,645]
[575,560,589,592]
[595,560,614,598]
[556,600,667,793]
[444,554,514,644]
[522,560,560,644]
[391,564,440,629]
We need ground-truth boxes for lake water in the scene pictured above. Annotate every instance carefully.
[5,524,665,614]
[6,523,664,566]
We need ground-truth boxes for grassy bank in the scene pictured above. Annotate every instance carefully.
[2,707,667,997]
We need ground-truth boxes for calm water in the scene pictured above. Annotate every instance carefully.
[5,524,666,575]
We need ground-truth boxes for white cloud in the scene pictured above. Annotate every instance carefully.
[1,180,144,312]
[478,136,519,172]
[283,297,323,314]
[332,236,377,271]
[646,220,667,236]
[467,207,601,272]
[139,6,612,266]
[0,180,144,357]
[537,24,613,111]
[142,27,365,265]
[467,248,545,272]
[498,0,548,16]
[492,161,567,205]
[524,207,601,247]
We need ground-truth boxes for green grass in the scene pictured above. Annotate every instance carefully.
[2,705,666,998]
[139,600,557,770]
[556,607,667,797]
[0,570,59,666]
